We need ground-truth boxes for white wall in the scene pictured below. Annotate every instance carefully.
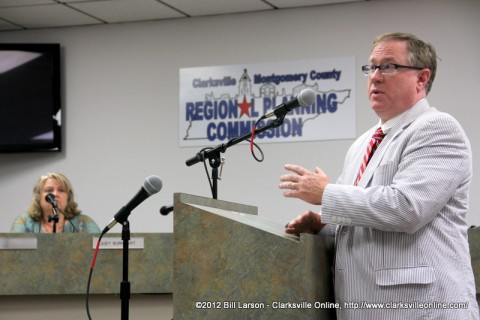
[0,0,479,234]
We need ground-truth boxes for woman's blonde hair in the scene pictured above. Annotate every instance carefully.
[27,172,81,221]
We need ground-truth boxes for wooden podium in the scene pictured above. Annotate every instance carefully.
[173,193,336,319]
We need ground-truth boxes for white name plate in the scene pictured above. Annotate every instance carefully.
[92,237,144,249]
[0,237,37,250]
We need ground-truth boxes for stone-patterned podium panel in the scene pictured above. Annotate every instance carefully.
[0,233,172,295]
[468,227,480,294]
[173,193,336,320]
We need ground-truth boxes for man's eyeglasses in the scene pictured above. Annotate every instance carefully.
[361,63,424,76]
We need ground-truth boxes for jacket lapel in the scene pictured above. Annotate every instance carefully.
[356,99,432,188]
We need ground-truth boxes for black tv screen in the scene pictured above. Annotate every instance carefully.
[0,43,61,152]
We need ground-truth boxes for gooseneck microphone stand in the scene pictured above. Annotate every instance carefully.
[48,207,59,233]
[185,115,286,199]
[45,194,59,233]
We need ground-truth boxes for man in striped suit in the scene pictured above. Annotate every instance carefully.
[280,32,479,319]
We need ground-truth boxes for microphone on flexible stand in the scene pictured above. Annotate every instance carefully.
[159,205,173,216]
[102,175,163,235]
[45,193,59,233]
[95,175,163,320]
[262,88,316,119]
[45,193,58,209]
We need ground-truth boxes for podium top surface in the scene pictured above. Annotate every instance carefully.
[190,203,299,242]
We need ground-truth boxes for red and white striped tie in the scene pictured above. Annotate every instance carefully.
[354,127,385,186]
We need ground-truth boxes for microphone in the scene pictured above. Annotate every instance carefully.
[159,205,173,216]
[263,88,315,119]
[185,151,205,167]
[45,193,58,208]
[102,175,163,234]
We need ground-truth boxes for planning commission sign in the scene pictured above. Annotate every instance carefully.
[179,57,356,147]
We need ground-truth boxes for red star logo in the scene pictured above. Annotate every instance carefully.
[237,95,252,118]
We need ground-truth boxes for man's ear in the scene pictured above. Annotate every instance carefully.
[417,68,431,92]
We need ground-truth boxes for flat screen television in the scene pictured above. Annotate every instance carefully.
[0,43,61,152]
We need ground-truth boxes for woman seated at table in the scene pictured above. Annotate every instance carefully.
[10,172,101,233]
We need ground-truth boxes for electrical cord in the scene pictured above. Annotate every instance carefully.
[86,231,105,320]
[249,117,265,162]
[60,209,77,232]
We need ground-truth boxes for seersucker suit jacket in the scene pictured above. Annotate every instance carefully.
[320,99,479,319]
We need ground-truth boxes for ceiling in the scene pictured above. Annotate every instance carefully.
[0,0,367,32]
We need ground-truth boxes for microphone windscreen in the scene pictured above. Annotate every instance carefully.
[297,89,315,107]
[144,175,163,195]
[45,193,58,208]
